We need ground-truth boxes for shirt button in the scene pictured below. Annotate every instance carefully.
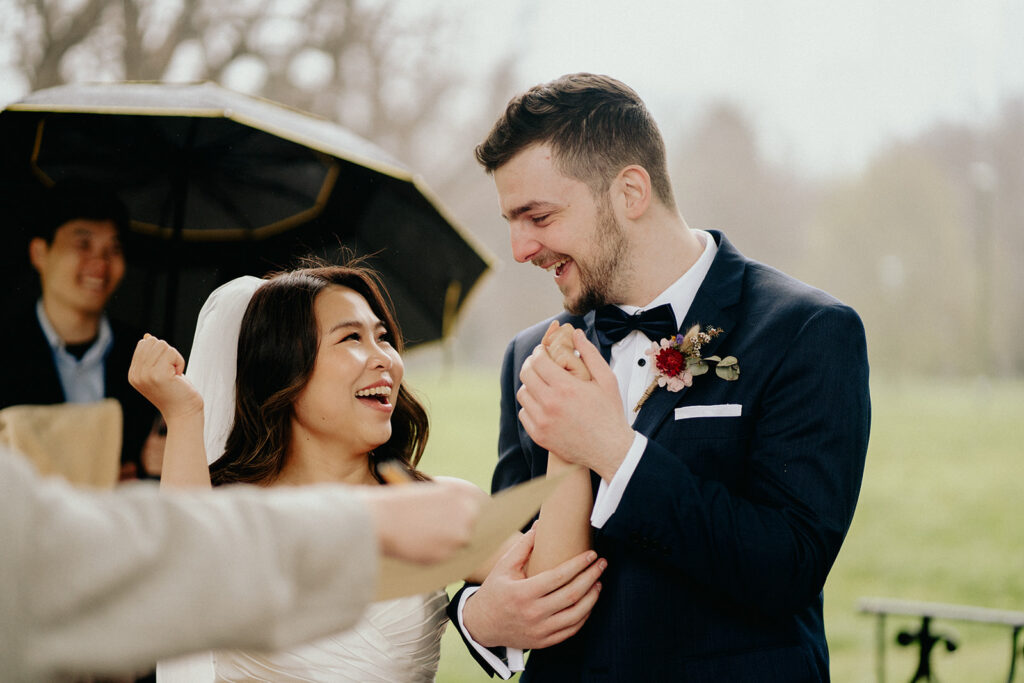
[638,358,646,367]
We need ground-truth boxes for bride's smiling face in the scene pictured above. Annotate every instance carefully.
[291,285,403,456]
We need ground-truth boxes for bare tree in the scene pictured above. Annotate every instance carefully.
[915,99,1024,375]
[1,0,508,177]
[667,100,1024,378]
[670,102,814,277]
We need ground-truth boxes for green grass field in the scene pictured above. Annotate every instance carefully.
[407,369,1024,682]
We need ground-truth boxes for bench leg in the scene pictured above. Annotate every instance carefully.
[1007,625,1021,683]
[896,616,958,683]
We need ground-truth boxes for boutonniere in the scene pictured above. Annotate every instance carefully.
[633,324,739,412]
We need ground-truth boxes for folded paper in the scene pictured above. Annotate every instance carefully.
[375,469,571,600]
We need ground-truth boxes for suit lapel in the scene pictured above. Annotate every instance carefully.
[581,310,609,363]
[632,231,746,435]
[583,310,607,496]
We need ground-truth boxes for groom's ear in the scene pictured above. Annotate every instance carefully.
[614,165,652,220]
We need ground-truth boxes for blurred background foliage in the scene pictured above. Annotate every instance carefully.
[670,99,1023,378]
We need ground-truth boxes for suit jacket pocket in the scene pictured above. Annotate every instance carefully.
[653,411,752,484]
[675,403,742,420]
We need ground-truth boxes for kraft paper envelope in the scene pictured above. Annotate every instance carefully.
[0,400,122,489]
[375,469,572,600]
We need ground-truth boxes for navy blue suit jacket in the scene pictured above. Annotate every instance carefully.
[449,231,870,682]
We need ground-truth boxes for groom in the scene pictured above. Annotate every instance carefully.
[448,73,870,681]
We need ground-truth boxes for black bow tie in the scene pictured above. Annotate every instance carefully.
[594,303,677,347]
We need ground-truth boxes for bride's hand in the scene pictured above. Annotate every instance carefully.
[541,321,591,380]
[128,334,204,423]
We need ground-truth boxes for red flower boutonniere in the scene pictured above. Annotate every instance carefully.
[633,324,740,412]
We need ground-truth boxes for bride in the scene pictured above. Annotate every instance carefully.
[128,262,593,682]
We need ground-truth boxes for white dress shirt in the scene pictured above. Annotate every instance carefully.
[462,230,718,678]
[590,229,717,527]
[35,299,113,403]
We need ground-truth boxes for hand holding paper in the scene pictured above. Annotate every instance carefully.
[375,471,570,600]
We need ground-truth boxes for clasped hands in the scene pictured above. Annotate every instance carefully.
[463,323,633,651]
[517,322,634,482]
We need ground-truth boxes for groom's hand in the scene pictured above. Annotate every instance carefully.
[518,329,633,481]
[464,527,606,649]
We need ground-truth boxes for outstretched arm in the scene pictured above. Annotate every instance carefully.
[449,324,607,678]
[2,447,484,681]
[526,321,594,576]
[461,321,596,584]
[128,334,211,489]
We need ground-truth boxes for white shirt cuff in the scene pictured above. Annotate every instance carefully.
[590,432,647,528]
[456,586,524,678]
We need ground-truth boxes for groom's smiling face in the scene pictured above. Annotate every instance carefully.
[494,143,630,314]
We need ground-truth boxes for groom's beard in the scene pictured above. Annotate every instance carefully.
[565,198,631,316]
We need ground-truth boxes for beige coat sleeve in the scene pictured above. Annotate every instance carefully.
[0,447,376,682]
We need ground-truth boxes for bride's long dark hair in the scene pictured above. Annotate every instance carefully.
[209,263,429,487]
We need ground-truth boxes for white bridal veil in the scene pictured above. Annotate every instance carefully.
[184,275,266,465]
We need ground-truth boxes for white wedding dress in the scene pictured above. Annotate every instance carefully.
[217,590,447,682]
[157,277,449,682]
[159,590,448,682]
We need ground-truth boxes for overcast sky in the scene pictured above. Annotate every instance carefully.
[454,0,1024,176]
[3,0,1021,177]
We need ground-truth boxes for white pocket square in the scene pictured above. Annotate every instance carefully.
[675,404,742,420]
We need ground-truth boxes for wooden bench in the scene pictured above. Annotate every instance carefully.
[859,597,1024,682]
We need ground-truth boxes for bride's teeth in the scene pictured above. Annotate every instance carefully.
[355,386,391,398]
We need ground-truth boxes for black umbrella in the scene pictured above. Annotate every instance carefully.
[0,81,491,352]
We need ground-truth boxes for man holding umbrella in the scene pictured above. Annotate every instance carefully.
[1,180,158,480]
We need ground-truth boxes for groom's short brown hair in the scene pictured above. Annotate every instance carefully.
[475,73,676,210]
